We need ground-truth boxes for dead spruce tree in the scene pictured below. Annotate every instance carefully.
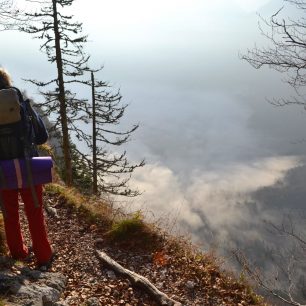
[0,0,24,30]
[0,0,14,29]
[82,71,144,196]
[242,0,306,107]
[20,0,90,186]
[242,1,306,304]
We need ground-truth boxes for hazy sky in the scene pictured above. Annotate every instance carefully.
[2,1,306,267]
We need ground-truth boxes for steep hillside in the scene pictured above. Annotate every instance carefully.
[0,183,267,305]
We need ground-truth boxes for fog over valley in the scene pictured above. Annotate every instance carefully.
[2,0,306,301]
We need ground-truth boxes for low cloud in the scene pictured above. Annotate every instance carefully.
[126,155,300,245]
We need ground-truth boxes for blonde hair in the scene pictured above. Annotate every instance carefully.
[0,68,12,89]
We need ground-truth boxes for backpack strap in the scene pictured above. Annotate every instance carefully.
[23,99,48,145]
[11,87,48,146]
[9,87,23,102]
[24,157,39,208]
[0,165,7,218]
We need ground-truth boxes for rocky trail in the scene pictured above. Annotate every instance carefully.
[0,188,265,306]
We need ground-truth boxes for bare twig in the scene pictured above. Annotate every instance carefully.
[234,249,306,306]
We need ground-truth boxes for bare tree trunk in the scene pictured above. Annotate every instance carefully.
[52,0,72,186]
[91,71,98,194]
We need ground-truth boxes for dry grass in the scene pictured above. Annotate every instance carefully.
[106,211,163,251]
[153,234,265,305]
[109,211,145,240]
[38,143,55,158]
[44,183,114,228]
[44,182,266,304]
[44,183,163,251]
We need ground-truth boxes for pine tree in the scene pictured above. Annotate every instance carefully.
[85,71,144,196]
[20,0,90,186]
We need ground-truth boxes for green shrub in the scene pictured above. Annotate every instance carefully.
[110,211,144,241]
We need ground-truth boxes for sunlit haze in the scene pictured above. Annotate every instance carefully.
[3,0,306,285]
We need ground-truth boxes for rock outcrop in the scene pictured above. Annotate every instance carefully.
[0,263,66,306]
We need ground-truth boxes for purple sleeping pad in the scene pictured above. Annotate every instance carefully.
[0,157,53,189]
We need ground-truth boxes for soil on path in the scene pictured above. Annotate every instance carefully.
[18,191,264,306]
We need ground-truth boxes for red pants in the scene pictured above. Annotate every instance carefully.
[1,185,52,265]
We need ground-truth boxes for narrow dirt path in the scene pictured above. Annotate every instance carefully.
[21,194,159,306]
[18,191,265,306]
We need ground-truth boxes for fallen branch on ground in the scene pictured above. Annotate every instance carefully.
[96,250,183,306]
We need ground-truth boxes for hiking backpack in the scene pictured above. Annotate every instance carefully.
[0,87,48,160]
[0,87,48,209]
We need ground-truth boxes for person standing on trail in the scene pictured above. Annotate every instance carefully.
[0,68,54,269]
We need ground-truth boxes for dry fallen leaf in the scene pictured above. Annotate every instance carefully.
[152,251,169,267]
